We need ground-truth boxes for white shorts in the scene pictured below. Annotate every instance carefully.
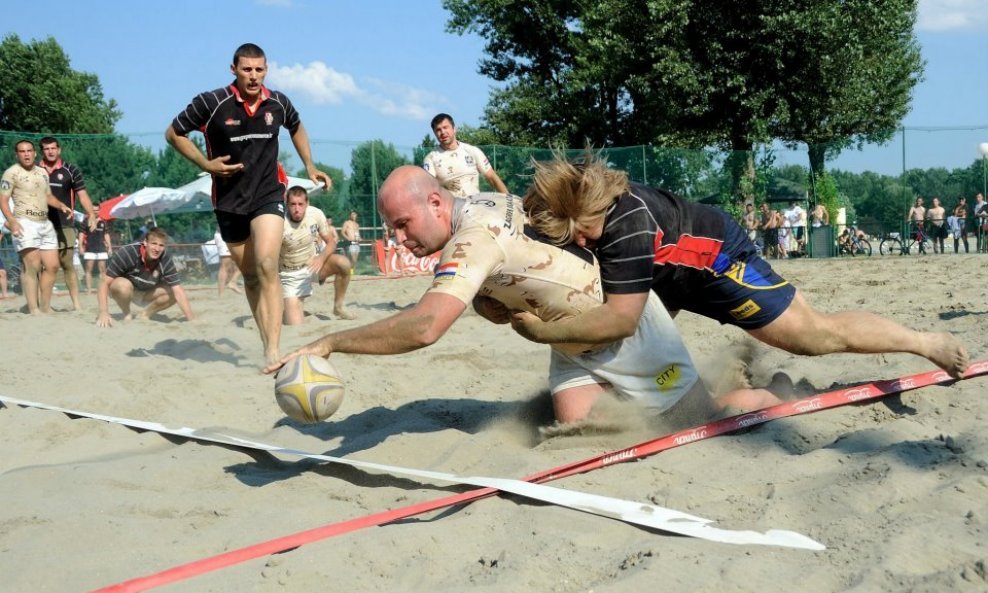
[280,266,315,299]
[83,252,109,261]
[549,292,699,414]
[347,243,360,255]
[12,218,58,252]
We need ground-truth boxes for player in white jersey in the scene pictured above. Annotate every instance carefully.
[279,186,355,324]
[422,113,509,197]
[267,166,779,428]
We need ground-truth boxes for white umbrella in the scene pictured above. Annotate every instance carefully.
[175,172,324,202]
[109,186,205,223]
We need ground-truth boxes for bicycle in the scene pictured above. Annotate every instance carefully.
[879,225,931,256]
[837,226,872,256]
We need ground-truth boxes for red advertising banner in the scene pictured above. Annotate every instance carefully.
[373,240,440,276]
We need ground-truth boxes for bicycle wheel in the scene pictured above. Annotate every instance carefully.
[854,239,872,256]
[879,238,902,256]
[907,238,931,255]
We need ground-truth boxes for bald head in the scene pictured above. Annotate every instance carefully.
[378,165,445,211]
[377,166,455,257]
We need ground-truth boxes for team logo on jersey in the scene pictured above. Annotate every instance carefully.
[464,155,475,165]
[225,118,241,126]
[0,180,10,191]
[276,202,285,214]
[265,112,274,126]
[729,299,761,321]
[654,364,681,391]
[57,173,65,181]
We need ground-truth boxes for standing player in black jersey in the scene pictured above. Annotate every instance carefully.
[166,43,332,367]
[512,152,969,379]
[40,137,98,311]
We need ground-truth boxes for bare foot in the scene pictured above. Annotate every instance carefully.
[121,312,134,322]
[227,283,242,294]
[334,307,357,320]
[924,332,970,379]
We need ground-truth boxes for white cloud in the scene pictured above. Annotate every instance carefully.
[268,61,446,120]
[917,0,988,31]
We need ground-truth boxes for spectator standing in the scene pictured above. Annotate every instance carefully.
[341,210,362,270]
[926,197,947,254]
[907,197,927,255]
[952,197,969,254]
[973,193,988,253]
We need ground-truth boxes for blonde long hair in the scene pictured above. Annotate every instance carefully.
[523,149,629,245]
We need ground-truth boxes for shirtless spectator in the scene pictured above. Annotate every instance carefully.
[742,203,758,245]
[926,197,947,254]
[907,197,927,254]
[279,186,355,324]
[952,196,969,254]
[759,203,780,259]
[95,227,195,327]
[340,210,361,269]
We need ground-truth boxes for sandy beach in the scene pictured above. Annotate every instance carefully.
[1,254,987,592]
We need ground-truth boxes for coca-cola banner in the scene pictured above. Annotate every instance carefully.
[373,240,441,276]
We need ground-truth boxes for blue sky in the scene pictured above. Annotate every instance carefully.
[3,0,987,177]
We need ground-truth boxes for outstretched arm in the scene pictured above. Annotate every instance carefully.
[264,291,467,374]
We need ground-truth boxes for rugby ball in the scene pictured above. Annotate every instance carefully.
[274,355,345,422]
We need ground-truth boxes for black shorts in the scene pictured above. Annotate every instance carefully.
[659,218,796,330]
[216,200,285,244]
[930,224,947,240]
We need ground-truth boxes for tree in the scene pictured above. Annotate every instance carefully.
[773,1,923,178]
[0,34,120,133]
[295,161,349,223]
[349,140,410,229]
[444,0,922,205]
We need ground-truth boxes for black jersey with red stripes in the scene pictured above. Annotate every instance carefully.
[596,183,733,295]
[43,159,86,228]
[170,83,301,215]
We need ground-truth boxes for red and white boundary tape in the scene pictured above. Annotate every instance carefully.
[2,360,984,592]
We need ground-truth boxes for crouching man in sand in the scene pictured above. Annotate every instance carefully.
[266,166,779,429]
[96,227,195,327]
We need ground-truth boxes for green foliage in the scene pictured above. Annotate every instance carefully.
[444,0,922,202]
[0,34,120,133]
[296,161,349,224]
[348,140,410,228]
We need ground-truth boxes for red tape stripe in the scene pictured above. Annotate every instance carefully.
[92,361,988,592]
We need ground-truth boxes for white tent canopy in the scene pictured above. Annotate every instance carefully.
[110,173,325,222]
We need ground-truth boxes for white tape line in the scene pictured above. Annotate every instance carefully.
[0,395,824,550]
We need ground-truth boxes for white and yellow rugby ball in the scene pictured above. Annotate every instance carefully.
[274,355,345,423]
